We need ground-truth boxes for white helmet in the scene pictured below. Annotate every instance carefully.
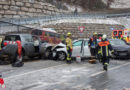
[102,34,107,40]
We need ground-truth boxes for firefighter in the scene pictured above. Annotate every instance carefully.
[12,40,23,67]
[97,34,114,71]
[88,32,98,61]
[0,38,2,51]
[33,36,40,52]
[65,32,73,64]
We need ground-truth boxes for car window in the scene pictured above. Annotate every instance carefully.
[113,31,117,35]
[109,40,126,45]
[85,41,88,46]
[45,32,49,36]
[32,30,42,35]
[49,32,55,37]
[5,35,21,41]
[73,40,82,46]
[23,35,33,42]
[119,31,122,35]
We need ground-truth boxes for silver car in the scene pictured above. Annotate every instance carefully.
[1,34,50,62]
[52,39,91,60]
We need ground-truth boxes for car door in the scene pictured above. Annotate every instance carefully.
[83,40,91,57]
[22,35,35,56]
[72,40,83,57]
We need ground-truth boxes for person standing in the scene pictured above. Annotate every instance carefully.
[97,34,114,71]
[88,32,98,62]
[65,32,73,64]
[33,37,40,52]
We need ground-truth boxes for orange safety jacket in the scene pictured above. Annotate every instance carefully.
[98,40,113,57]
[16,40,22,57]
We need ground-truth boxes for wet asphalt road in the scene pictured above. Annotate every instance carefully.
[0,59,130,90]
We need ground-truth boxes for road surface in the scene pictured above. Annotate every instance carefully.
[0,59,130,90]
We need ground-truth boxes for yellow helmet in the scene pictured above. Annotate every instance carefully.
[93,32,97,35]
[67,32,71,36]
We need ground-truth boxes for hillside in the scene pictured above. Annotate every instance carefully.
[47,0,130,12]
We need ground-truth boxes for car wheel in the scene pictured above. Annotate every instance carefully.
[57,51,67,60]
[44,49,52,59]
[29,56,34,59]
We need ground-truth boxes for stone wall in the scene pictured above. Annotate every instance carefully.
[43,23,125,39]
[0,0,69,18]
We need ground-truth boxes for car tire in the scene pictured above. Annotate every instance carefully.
[29,56,35,59]
[57,51,67,61]
[44,49,52,59]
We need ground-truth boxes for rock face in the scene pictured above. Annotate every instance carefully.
[0,0,69,19]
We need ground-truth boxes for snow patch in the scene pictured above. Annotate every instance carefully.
[111,0,130,8]
[64,3,84,12]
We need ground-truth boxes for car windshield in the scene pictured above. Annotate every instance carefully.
[73,40,82,46]
[109,39,126,45]
[5,35,21,41]
[23,35,33,42]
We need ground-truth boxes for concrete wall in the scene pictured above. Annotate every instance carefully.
[0,0,69,18]
[44,23,124,39]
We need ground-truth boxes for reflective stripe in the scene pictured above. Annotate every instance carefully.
[67,53,71,61]
[105,63,109,65]
[106,46,108,56]
[101,47,102,55]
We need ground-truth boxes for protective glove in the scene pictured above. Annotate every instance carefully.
[70,48,73,52]
[111,50,114,54]
[66,47,69,50]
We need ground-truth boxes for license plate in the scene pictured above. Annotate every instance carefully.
[53,52,56,57]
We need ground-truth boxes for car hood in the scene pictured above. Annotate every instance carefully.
[52,43,66,50]
[112,45,130,51]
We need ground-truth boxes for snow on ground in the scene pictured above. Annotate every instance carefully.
[64,3,84,12]
[41,18,121,26]
[110,0,130,8]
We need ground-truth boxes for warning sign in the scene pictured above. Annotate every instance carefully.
[78,26,85,33]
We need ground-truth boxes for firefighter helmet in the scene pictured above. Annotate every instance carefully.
[102,34,107,40]
[93,32,97,35]
[67,32,71,36]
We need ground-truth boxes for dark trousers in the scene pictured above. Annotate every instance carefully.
[35,46,39,52]
[90,48,97,56]
[67,47,72,61]
[102,56,109,65]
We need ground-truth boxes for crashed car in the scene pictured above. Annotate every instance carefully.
[109,39,130,58]
[52,39,91,60]
[0,34,53,65]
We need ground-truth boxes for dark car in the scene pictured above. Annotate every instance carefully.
[109,39,130,58]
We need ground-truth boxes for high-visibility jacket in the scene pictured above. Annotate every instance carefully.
[88,37,98,48]
[16,40,22,57]
[0,38,2,50]
[65,37,72,49]
[126,37,130,43]
[97,39,113,57]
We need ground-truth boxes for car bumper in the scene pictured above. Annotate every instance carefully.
[113,51,129,58]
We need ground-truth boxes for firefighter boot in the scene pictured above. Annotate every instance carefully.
[103,64,108,71]
[66,60,71,64]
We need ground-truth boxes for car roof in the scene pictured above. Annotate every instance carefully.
[6,34,31,36]
[109,39,122,41]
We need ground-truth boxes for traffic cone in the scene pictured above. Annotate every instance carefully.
[0,78,6,89]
